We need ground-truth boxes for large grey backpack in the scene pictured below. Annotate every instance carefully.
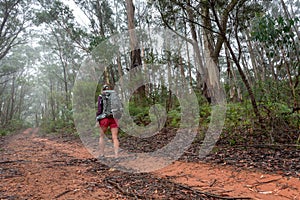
[101,90,123,119]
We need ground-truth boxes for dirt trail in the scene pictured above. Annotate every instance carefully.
[156,162,300,200]
[0,128,118,199]
[1,128,299,200]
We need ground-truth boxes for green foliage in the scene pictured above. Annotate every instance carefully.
[220,102,254,145]
[126,91,211,129]
[250,14,299,134]
[265,102,291,115]
[166,109,181,128]
[0,129,9,136]
[261,102,300,129]
[128,102,151,126]
[126,101,182,128]
[40,117,75,135]
[0,119,31,136]
[34,1,75,25]
[251,14,298,50]
[89,36,107,51]
[225,102,252,127]
[217,100,300,145]
[3,0,298,148]
[91,39,119,64]
[199,103,211,119]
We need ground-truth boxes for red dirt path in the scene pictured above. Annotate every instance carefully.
[1,128,299,199]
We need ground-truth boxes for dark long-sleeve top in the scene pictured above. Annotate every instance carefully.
[96,95,102,116]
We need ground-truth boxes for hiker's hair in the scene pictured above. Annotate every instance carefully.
[102,84,112,91]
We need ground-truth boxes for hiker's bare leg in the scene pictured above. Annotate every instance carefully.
[99,127,107,156]
[111,127,119,157]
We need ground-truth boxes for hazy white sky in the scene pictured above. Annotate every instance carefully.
[63,0,90,28]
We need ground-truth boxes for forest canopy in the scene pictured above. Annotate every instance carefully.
[0,0,299,145]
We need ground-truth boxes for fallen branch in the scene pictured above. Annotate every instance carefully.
[0,160,27,164]
[234,144,300,149]
[54,189,71,199]
[3,175,23,179]
[106,179,142,199]
[246,178,281,188]
[178,183,252,200]
[209,179,217,187]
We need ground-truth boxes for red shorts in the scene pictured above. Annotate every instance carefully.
[99,118,118,128]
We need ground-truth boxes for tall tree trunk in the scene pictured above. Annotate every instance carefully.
[210,4,263,124]
[244,30,261,81]
[167,53,173,112]
[50,80,55,121]
[281,48,297,108]
[16,83,25,119]
[125,0,141,69]
[280,0,300,107]
[225,46,242,102]
[227,41,262,123]
[117,53,123,86]
[125,0,145,100]
[62,63,68,107]
[9,75,16,121]
[97,1,105,37]
[186,0,210,101]
[200,2,222,103]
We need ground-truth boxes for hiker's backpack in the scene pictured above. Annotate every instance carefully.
[98,90,123,120]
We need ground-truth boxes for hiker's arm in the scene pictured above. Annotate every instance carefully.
[96,95,102,116]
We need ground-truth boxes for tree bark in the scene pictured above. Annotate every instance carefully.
[210,3,263,124]
[126,0,141,69]
[125,0,145,100]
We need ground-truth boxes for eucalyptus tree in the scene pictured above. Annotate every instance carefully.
[151,0,226,103]
[0,0,33,61]
[35,0,90,52]
[0,0,41,130]
[0,44,38,127]
[38,30,81,122]
[73,0,116,37]
[251,2,300,110]
[71,0,123,85]
[34,0,86,128]
[150,0,271,123]
[208,0,268,123]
